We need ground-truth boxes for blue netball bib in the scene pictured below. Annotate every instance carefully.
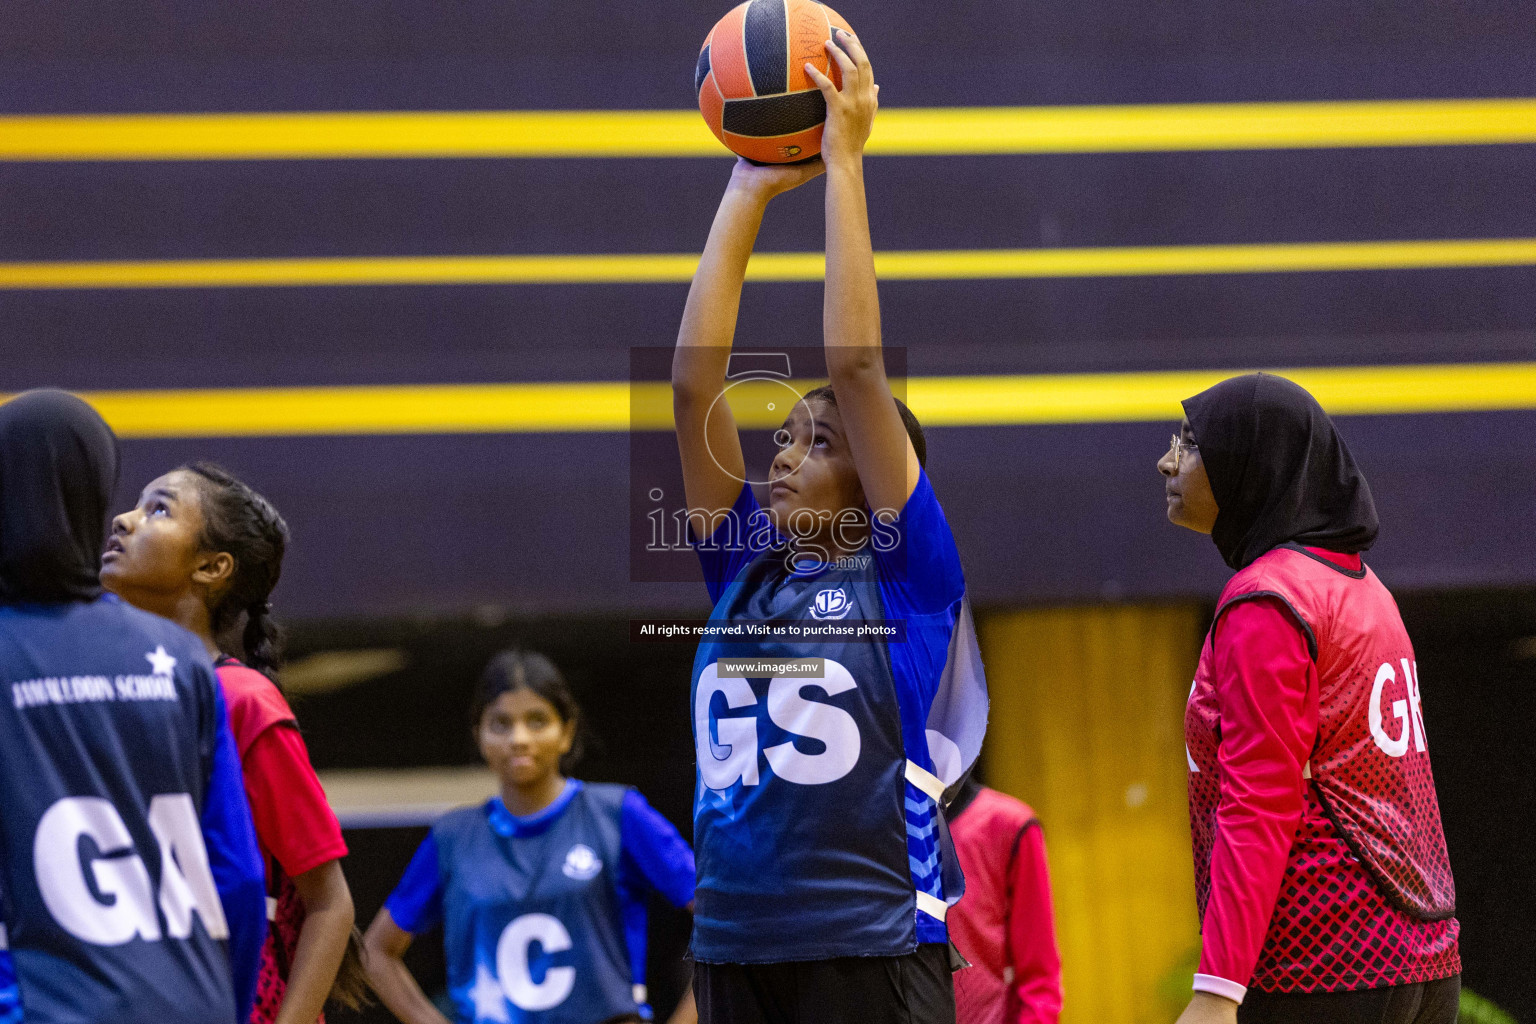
[689,473,986,963]
[0,599,241,1024]
[432,784,639,1024]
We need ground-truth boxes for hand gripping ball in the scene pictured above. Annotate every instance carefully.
[695,0,855,164]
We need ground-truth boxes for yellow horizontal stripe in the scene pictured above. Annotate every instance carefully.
[9,362,1533,438]
[2,98,1534,162]
[875,99,1536,155]
[4,238,1534,290]
[908,362,1536,425]
[75,382,638,437]
[0,254,704,289]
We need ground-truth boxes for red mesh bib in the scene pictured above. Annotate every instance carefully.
[250,870,316,1024]
[1185,552,1462,982]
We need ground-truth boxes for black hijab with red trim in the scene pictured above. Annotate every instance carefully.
[0,390,119,602]
[1182,373,1378,571]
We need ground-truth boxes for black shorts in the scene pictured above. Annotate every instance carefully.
[694,944,955,1024]
[1238,976,1461,1024]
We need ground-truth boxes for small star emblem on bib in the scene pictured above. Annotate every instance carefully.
[468,963,510,1023]
[145,645,177,677]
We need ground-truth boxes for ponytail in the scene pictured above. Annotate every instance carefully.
[328,928,374,1010]
[180,465,372,1010]
[183,462,290,680]
[241,599,285,680]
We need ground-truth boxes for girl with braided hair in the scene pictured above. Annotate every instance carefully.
[100,462,371,1024]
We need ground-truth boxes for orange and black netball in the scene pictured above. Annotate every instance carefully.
[695,0,854,164]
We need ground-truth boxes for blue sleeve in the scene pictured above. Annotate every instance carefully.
[0,936,20,1024]
[870,470,966,617]
[690,483,773,606]
[384,834,445,935]
[200,681,267,1024]
[618,790,696,909]
[0,880,16,1024]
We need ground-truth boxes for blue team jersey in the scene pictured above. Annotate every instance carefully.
[385,781,694,1024]
[689,471,987,963]
[0,596,266,1024]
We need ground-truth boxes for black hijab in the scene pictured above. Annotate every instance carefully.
[1182,373,1378,571]
[0,390,119,603]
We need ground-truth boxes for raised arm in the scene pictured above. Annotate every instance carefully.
[672,159,824,527]
[805,31,920,518]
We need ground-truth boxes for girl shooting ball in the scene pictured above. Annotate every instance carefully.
[673,27,985,1024]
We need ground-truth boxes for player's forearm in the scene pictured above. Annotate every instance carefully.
[673,186,770,398]
[1012,972,1064,1024]
[1175,991,1240,1024]
[1008,825,1063,1024]
[362,913,451,1024]
[275,862,355,1024]
[364,951,450,1024]
[1201,799,1304,994]
[1009,925,1064,1024]
[822,157,883,385]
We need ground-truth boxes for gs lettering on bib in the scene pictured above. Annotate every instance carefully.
[694,658,862,789]
[1185,545,1456,922]
[690,546,917,963]
[688,474,983,962]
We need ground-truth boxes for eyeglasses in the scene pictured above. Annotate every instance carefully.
[1168,434,1200,471]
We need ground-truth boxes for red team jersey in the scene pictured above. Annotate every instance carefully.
[1185,546,1459,1001]
[948,787,1063,1024]
[219,661,350,1024]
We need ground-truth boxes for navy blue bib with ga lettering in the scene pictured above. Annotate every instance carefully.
[691,547,919,963]
[432,783,638,1024]
[0,599,237,1024]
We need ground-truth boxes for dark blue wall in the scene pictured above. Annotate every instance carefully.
[4,0,1534,615]
[97,410,1535,620]
[4,0,1531,112]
